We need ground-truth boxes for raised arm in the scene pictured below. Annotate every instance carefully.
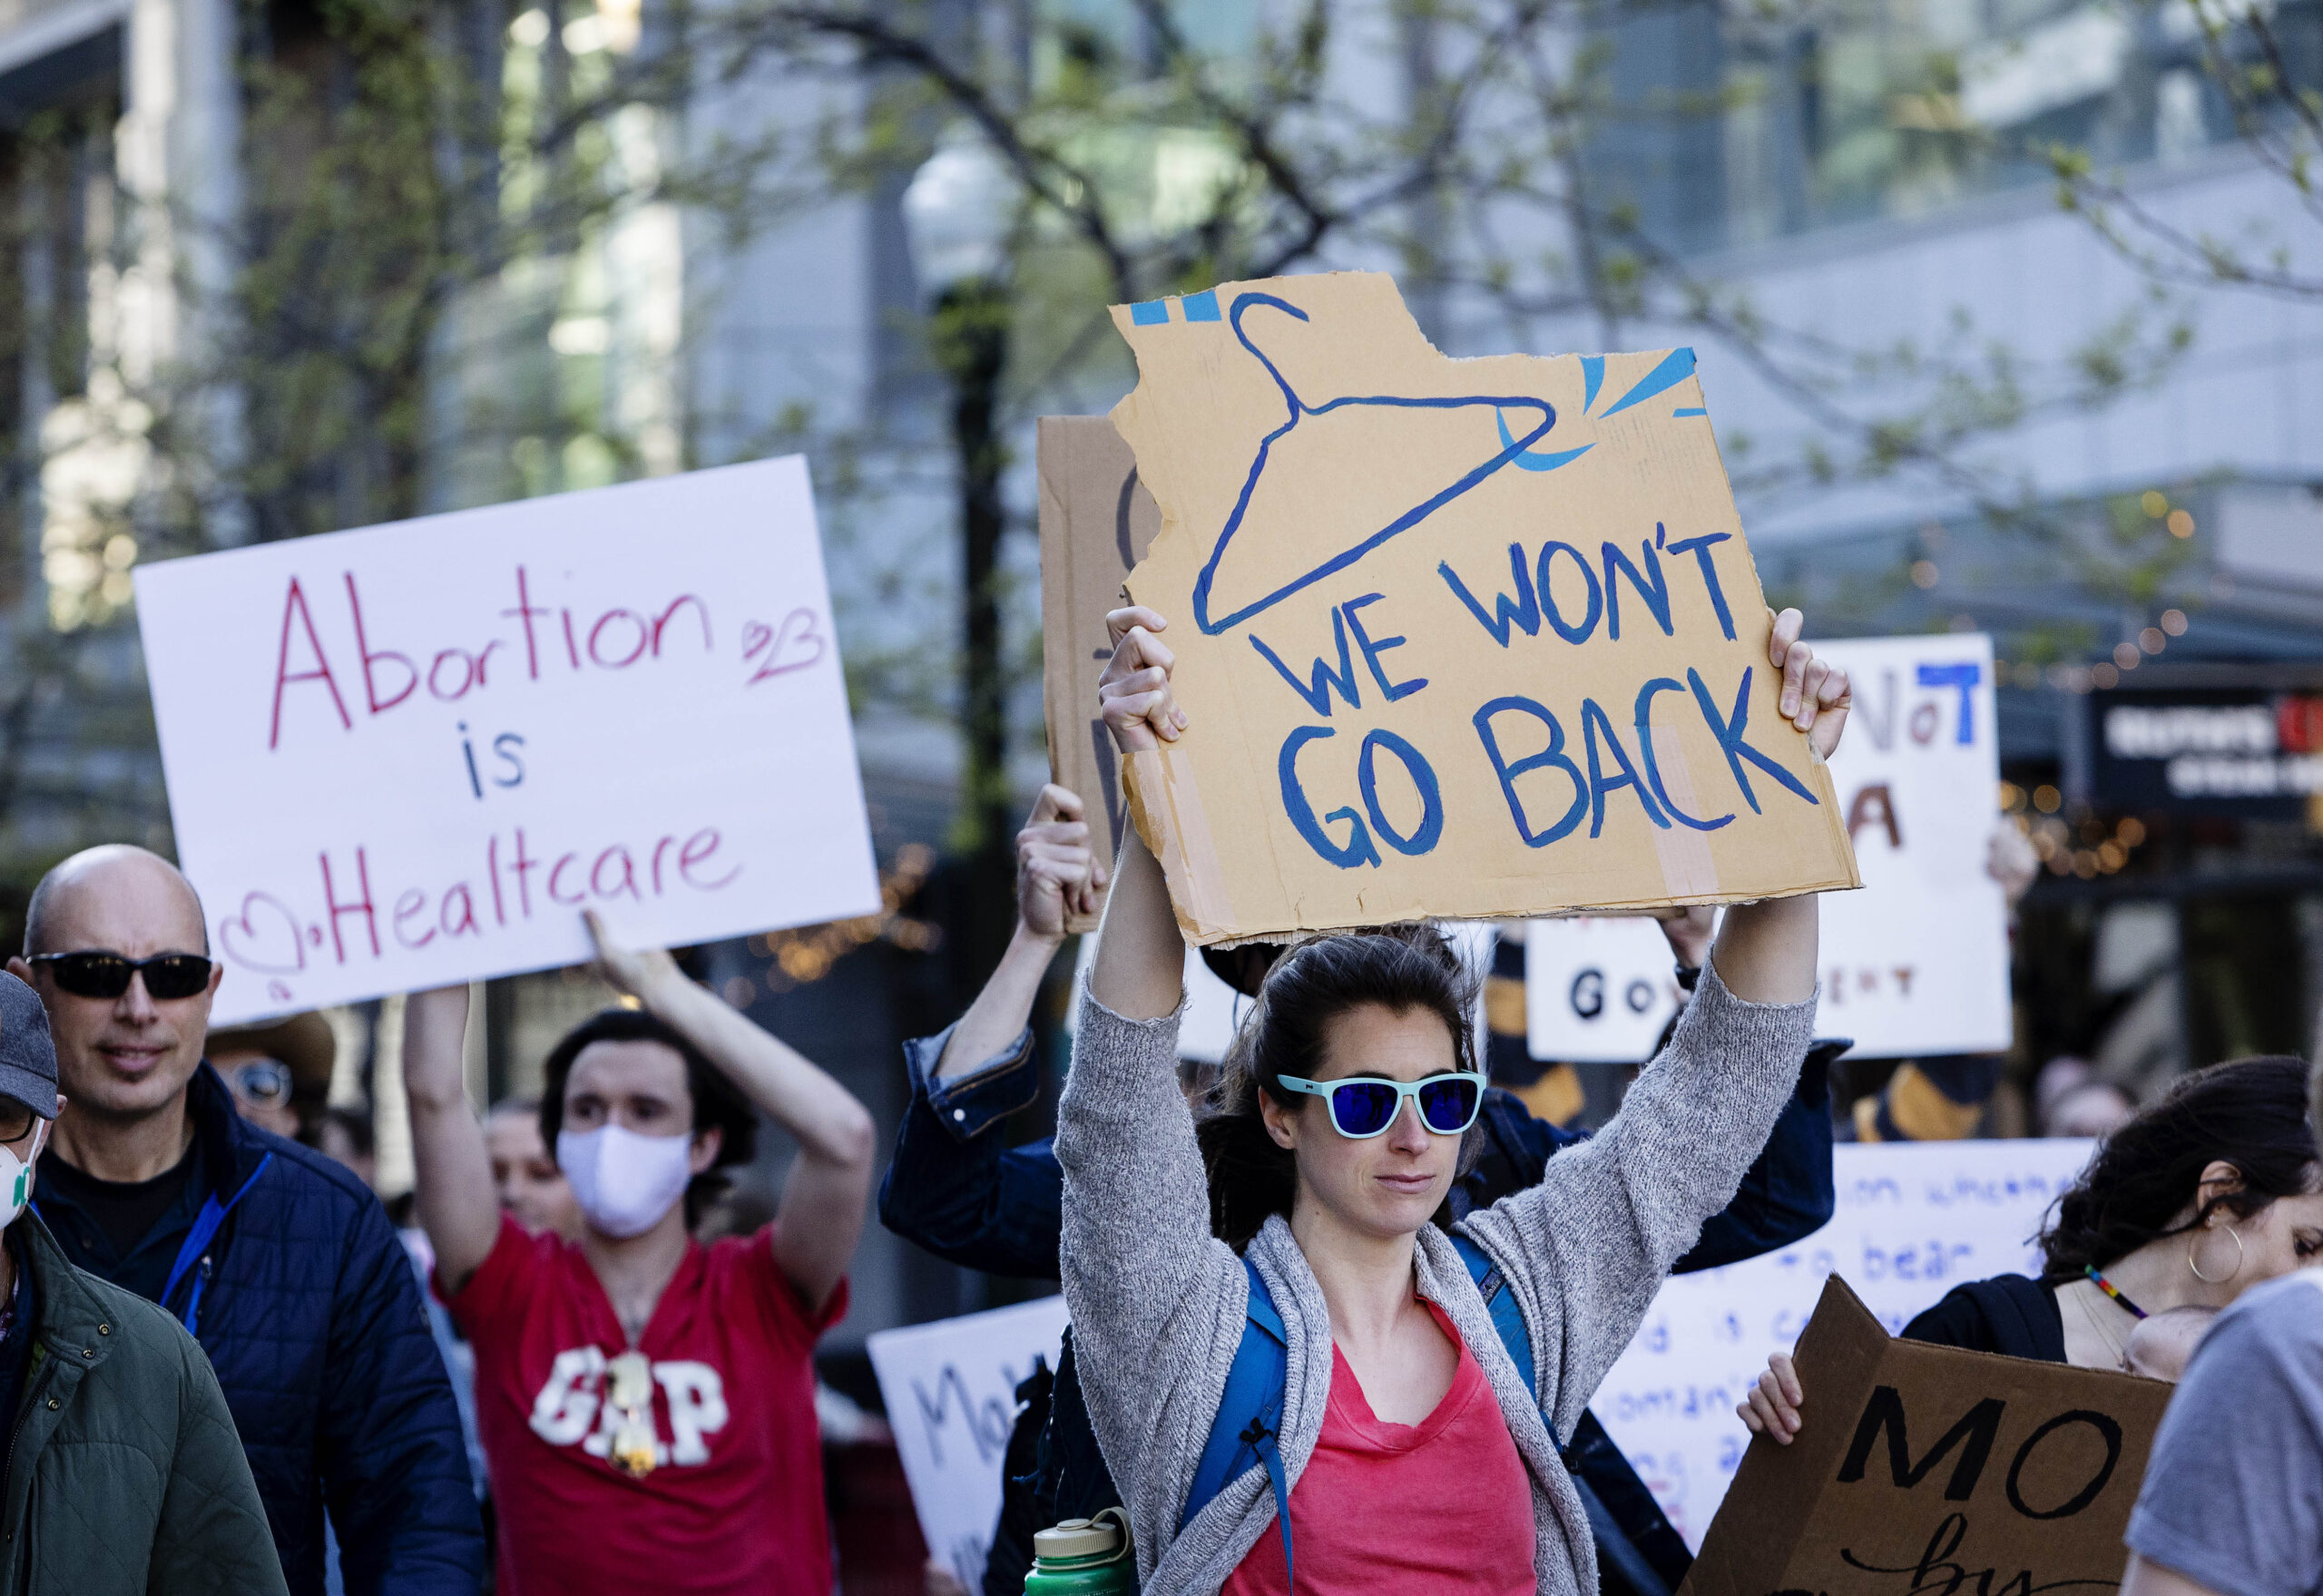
[1064,602,1211,1288]
[587,911,875,1310]
[936,784,1104,1082]
[1704,606,1848,1006]
[403,984,502,1292]
[878,787,1099,1278]
[1090,605,1191,1019]
[1057,607,1246,1528]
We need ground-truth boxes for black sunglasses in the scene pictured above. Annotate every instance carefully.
[30,951,214,1002]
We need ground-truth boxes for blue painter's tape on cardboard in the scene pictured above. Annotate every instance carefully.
[1673,407,1707,416]
[1182,289,1222,322]
[1132,300,1171,326]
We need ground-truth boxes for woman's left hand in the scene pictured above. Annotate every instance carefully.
[1770,607,1851,759]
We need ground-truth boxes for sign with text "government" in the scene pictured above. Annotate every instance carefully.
[1108,271,1858,945]
[135,457,879,1023]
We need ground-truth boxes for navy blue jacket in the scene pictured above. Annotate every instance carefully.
[37,1063,484,1596]
[880,1023,1841,1596]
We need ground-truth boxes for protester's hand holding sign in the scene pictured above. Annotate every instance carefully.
[926,786,1105,1088]
[1016,786,1109,939]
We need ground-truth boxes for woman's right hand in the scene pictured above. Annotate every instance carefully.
[1738,1350,1806,1444]
[1100,605,1188,753]
[1089,606,1192,1019]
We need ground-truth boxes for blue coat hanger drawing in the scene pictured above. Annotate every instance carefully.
[1162,289,1699,636]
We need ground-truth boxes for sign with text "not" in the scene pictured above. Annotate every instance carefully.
[135,457,879,1023]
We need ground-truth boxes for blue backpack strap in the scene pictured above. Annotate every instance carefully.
[1453,1230,1543,1428]
[1181,1258,1297,1586]
[1453,1235,1682,1593]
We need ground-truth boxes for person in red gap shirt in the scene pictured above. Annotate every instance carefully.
[403,910,877,1596]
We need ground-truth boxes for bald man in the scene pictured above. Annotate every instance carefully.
[10,846,484,1596]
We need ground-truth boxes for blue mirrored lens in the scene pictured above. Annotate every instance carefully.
[1328,1081,1399,1137]
[1416,1077,1479,1133]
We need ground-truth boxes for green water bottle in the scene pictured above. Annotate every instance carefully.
[1022,1509,1137,1595]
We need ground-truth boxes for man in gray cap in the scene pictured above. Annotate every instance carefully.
[0,969,288,1591]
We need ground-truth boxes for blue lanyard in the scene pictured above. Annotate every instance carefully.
[158,1152,272,1338]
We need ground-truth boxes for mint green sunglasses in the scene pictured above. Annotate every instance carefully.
[1274,1071,1487,1139]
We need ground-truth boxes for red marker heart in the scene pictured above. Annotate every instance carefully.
[218,892,309,976]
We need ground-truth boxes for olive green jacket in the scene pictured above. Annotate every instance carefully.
[0,1210,287,1594]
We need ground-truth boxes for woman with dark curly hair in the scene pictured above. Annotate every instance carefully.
[1741,1055,2323,1440]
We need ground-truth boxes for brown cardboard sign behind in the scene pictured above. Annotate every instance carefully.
[1681,1276,2172,1596]
[1107,271,1859,945]
[1035,416,1160,934]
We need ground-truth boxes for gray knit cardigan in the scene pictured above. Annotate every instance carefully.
[1055,956,1815,1596]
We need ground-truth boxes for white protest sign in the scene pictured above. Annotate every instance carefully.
[868,1294,1072,1591]
[1811,633,2008,1056]
[1524,915,1693,1062]
[133,457,880,1023]
[1524,634,2006,1062]
[1591,1138,2093,1550]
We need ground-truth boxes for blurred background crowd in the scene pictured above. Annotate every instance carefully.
[0,0,2311,1585]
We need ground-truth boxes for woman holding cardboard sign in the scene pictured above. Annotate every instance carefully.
[1059,602,1850,1596]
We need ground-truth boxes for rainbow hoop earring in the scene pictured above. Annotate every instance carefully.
[2187,1223,2246,1285]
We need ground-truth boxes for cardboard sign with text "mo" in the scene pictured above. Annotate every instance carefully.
[1108,271,1860,944]
[133,456,880,1023]
[1037,416,1160,934]
[1680,1275,2170,1596]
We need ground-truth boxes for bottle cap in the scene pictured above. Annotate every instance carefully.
[1033,1518,1122,1561]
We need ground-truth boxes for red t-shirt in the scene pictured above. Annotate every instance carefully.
[444,1215,847,1596]
[1222,1301,1534,1594]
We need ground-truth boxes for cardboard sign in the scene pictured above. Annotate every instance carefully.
[1524,915,1696,1063]
[1036,416,1160,934]
[1680,1274,2169,1596]
[867,1295,1071,1592]
[1106,272,1859,944]
[1524,635,2010,1062]
[1812,633,2010,1057]
[1593,1138,2097,1548]
[134,458,881,1023]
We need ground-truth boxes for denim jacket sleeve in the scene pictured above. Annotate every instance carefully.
[876,1022,1067,1281]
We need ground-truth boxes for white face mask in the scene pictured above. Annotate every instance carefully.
[0,1122,47,1229]
[556,1123,693,1239]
